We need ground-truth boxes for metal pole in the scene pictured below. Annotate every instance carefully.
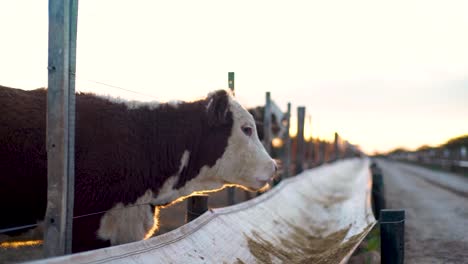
[263,92,272,153]
[255,92,273,197]
[227,72,236,205]
[295,107,305,174]
[380,209,405,264]
[66,0,78,253]
[44,0,78,256]
[186,195,209,223]
[228,72,235,95]
[283,103,291,178]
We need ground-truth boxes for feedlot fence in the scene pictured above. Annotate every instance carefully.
[1,0,406,263]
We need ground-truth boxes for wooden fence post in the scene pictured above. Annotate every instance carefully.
[307,115,313,168]
[283,102,291,178]
[317,140,323,165]
[313,139,319,165]
[334,132,339,161]
[308,140,315,168]
[227,72,236,205]
[188,70,236,218]
[186,194,209,223]
[44,0,78,256]
[380,209,405,264]
[263,92,272,153]
[371,163,385,220]
[186,195,209,223]
[295,107,306,174]
[228,72,235,95]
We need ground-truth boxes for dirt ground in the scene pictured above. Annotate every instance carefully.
[378,159,468,264]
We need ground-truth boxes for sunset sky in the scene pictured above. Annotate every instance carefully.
[1,0,467,154]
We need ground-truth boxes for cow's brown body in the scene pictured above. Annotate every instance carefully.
[0,86,234,252]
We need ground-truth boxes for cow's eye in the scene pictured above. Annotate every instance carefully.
[242,126,253,137]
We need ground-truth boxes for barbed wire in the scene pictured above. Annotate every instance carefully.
[69,71,160,100]
[0,224,39,234]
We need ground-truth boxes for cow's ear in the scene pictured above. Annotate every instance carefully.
[206,90,230,127]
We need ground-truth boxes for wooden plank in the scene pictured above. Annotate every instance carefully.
[263,92,272,153]
[283,103,291,178]
[295,106,305,174]
[44,0,78,256]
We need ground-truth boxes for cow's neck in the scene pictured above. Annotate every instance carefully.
[152,163,227,206]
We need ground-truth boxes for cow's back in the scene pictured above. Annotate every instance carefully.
[0,86,47,231]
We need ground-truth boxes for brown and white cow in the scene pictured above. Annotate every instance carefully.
[0,86,276,252]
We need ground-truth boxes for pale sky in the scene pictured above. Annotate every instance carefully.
[1,0,467,154]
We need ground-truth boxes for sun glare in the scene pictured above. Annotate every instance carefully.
[159,183,271,210]
[272,137,284,148]
[0,240,43,249]
[142,183,270,239]
[143,207,161,240]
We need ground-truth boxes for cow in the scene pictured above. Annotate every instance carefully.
[248,106,284,142]
[0,86,277,252]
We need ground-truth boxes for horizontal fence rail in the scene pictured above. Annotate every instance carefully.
[387,145,468,174]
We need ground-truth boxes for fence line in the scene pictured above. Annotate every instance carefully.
[2,80,361,257]
[3,0,363,259]
[388,145,468,174]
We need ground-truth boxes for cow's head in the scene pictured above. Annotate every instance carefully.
[203,90,277,191]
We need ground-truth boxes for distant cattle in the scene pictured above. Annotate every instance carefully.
[247,106,283,141]
[0,86,276,252]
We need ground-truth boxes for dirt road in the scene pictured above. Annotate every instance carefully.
[378,159,468,264]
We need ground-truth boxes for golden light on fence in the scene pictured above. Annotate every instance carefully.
[289,116,297,137]
[272,137,283,148]
[143,207,161,240]
[0,240,43,248]
[289,114,314,139]
[143,182,269,239]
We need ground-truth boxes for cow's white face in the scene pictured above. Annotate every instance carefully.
[215,97,277,191]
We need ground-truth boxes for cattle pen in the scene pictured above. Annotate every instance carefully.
[0,1,407,263]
